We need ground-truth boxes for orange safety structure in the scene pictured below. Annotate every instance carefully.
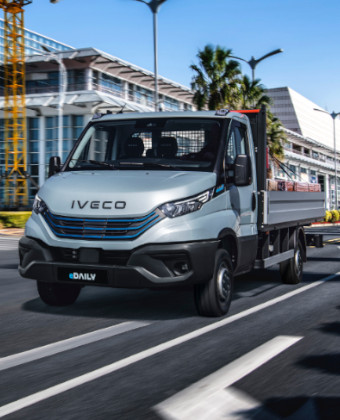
[0,0,32,207]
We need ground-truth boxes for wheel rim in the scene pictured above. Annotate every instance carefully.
[217,263,231,302]
[294,248,303,278]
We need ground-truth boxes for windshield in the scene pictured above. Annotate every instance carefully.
[65,118,223,172]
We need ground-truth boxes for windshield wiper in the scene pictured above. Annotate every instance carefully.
[88,160,116,169]
[119,161,175,169]
[69,159,116,169]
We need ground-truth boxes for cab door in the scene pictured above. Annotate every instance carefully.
[224,119,257,238]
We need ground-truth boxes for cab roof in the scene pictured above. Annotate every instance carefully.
[91,110,250,122]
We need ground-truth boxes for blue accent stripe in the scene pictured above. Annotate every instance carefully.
[216,184,224,193]
[48,211,156,223]
[44,212,159,232]
[47,218,161,240]
[43,209,162,240]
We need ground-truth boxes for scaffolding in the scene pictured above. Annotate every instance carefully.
[0,0,32,208]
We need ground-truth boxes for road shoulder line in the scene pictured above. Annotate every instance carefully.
[0,321,150,372]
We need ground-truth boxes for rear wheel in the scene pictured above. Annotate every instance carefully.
[280,241,303,284]
[194,249,233,317]
[37,281,81,306]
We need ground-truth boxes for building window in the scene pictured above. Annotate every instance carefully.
[135,85,153,107]
[27,71,60,94]
[163,96,179,111]
[98,73,123,97]
[68,70,86,91]
[289,164,298,180]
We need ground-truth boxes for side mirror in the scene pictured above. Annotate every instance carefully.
[48,156,61,178]
[234,154,252,186]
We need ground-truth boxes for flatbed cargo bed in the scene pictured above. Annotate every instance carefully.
[258,191,325,230]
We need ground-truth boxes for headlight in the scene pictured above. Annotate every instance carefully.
[33,195,47,214]
[159,189,213,218]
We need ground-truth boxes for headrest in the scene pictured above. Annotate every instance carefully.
[124,137,144,157]
[157,137,178,158]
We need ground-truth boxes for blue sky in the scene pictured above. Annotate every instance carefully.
[24,0,340,111]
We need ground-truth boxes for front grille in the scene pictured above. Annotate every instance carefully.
[42,209,164,241]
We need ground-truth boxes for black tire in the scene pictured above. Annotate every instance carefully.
[37,281,81,306]
[280,241,303,284]
[194,249,233,317]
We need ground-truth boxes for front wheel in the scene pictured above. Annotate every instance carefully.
[37,281,81,306]
[194,249,233,317]
[280,242,303,284]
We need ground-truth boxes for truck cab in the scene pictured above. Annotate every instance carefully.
[19,109,324,317]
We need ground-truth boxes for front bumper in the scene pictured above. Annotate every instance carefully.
[19,236,219,288]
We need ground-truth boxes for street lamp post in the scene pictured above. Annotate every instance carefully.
[230,49,283,81]
[314,108,340,208]
[41,46,67,159]
[134,0,167,111]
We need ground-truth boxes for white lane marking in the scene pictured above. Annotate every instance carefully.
[214,387,278,420]
[154,335,301,420]
[0,273,336,418]
[0,321,150,372]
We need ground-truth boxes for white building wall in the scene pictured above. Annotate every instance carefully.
[267,87,340,151]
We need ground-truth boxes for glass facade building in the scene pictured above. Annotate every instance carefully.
[0,17,74,63]
[0,42,194,206]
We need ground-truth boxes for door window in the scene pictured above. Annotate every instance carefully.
[224,121,250,179]
[225,122,248,165]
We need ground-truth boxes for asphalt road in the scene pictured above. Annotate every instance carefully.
[0,235,339,419]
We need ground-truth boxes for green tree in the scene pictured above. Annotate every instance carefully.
[236,75,271,109]
[190,45,241,110]
[190,45,286,160]
[235,76,286,160]
[267,111,286,161]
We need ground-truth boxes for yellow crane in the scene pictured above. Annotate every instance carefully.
[0,0,32,207]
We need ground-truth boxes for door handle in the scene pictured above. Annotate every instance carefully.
[252,192,256,211]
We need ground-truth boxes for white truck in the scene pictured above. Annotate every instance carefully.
[19,107,325,316]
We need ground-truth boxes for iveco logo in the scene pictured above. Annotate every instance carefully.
[71,200,126,210]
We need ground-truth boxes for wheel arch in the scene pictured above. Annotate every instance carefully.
[218,228,238,269]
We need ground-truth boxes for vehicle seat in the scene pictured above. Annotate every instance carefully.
[123,137,144,158]
[157,137,178,158]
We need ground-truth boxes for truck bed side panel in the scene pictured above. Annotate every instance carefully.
[260,191,325,229]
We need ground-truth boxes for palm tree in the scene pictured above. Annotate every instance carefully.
[236,76,286,160]
[267,110,286,161]
[190,45,286,161]
[236,75,271,109]
[190,45,241,110]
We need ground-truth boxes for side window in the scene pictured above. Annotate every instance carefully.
[236,123,248,155]
[225,122,249,166]
[225,129,237,165]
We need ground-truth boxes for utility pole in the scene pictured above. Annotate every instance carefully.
[134,0,167,111]
[230,49,283,82]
